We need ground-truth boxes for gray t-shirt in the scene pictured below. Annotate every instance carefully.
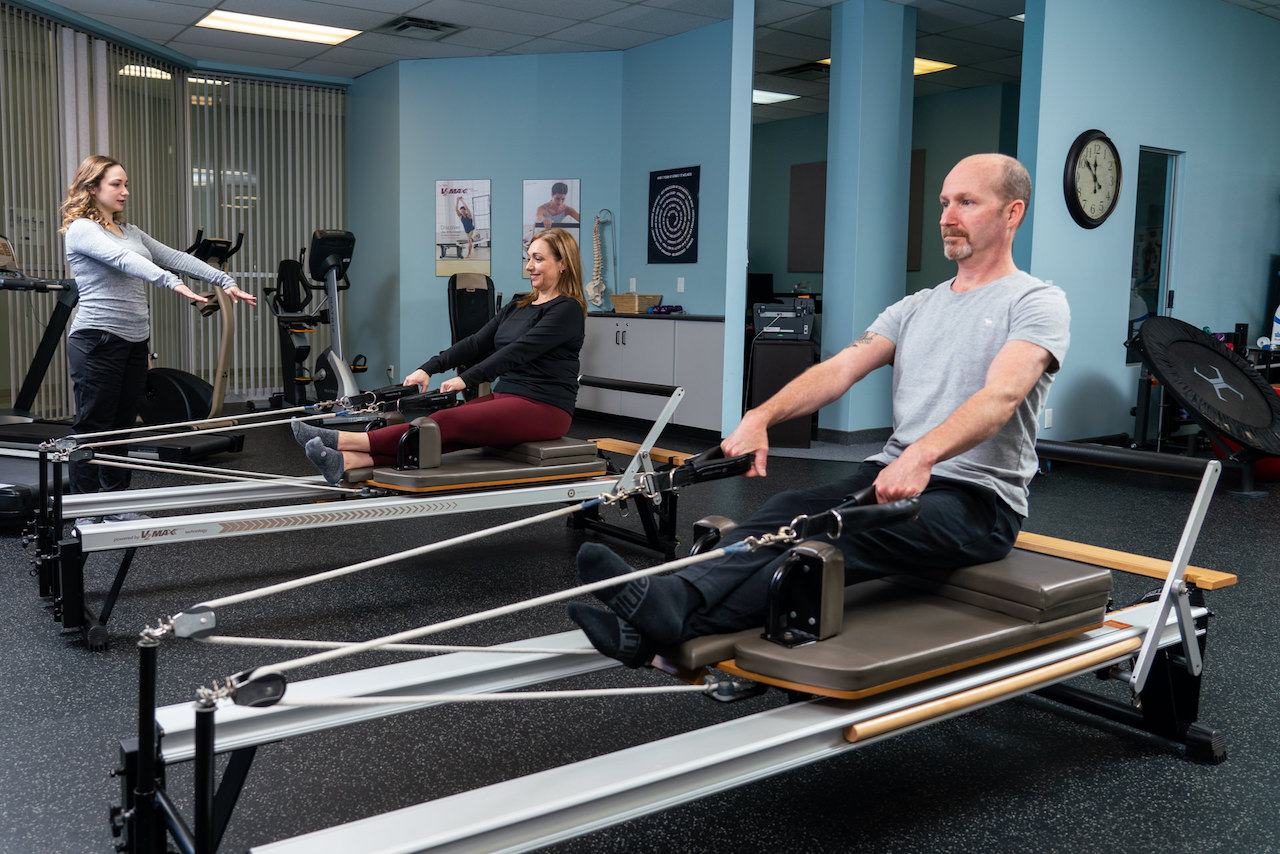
[64,219,235,342]
[865,271,1070,516]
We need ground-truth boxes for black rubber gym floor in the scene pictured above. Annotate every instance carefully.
[1,412,1276,853]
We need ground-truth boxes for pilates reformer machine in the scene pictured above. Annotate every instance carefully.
[109,440,1235,854]
[22,368,724,650]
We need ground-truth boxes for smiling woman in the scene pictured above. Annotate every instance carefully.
[293,227,589,485]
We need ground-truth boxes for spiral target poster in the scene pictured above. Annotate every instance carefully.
[647,165,699,264]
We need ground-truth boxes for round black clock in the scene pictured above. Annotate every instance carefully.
[1063,129,1122,228]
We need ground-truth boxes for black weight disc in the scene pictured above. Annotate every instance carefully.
[1133,316,1280,456]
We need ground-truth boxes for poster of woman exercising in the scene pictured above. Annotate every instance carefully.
[522,179,579,279]
[435,179,491,276]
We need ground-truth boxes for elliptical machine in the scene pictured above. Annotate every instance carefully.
[137,229,243,425]
[266,229,367,411]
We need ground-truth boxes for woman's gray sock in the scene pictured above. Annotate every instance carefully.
[291,419,338,449]
[304,437,345,485]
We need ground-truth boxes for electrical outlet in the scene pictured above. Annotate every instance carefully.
[629,277,637,293]
[677,276,684,293]
[387,364,395,380]
[1044,408,1053,429]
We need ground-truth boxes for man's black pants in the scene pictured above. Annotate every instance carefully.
[678,461,1022,640]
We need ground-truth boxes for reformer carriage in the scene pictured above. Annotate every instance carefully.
[108,440,1234,854]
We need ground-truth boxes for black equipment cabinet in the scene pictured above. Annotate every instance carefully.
[750,339,816,448]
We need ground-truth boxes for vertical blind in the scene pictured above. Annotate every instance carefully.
[0,1,346,417]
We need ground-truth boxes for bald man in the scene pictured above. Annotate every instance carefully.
[570,154,1071,667]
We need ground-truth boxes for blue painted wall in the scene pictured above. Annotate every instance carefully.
[346,25,735,386]
[907,83,1013,295]
[1024,0,1280,441]
[618,22,733,316]
[748,112,828,297]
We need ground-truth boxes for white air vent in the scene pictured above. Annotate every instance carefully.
[378,17,465,41]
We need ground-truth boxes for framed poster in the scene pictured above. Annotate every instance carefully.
[647,165,699,264]
[522,179,581,278]
[435,179,491,276]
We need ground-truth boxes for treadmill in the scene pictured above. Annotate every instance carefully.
[0,234,241,520]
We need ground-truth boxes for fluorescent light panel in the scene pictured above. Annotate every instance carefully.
[816,57,957,76]
[913,57,955,75]
[752,89,800,104]
[196,10,360,45]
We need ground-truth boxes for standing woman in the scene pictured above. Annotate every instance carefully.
[293,227,587,484]
[59,154,257,495]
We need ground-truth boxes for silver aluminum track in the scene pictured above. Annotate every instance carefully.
[73,476,618,552]
[63,477,331,517]
[159,602,1190,854]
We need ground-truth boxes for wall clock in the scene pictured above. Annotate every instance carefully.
[1063,129,1122,229]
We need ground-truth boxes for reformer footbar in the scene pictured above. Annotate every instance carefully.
[113,443,1236,854]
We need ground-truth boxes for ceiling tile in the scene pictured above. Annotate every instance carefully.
[915,32,1015,64]
[467,0,630,18]
[171,27,324,58]
[435,27,534,51]
[913,0,999,34]
[90,16,188,41]
[643,0,735,16]
[754,27,829,61]
[755,0,821,26]
[946,18,1023,50]
[290,55,381,76]
[508,37,602,54]
[57,0,204,26]
[590,5,720,36]
[763,8,831,38]
[170,41,309,68]
[552,22,658,50]
[339,32,490,59]
[403,0,577,36]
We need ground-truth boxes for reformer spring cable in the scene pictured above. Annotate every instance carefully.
[265,683,715,707]
[226,538,775,687]
[192,493,621,611]
[88,453,360,495]
[57,404,315,443]
[68,409,372,452]
[197,636,597,655]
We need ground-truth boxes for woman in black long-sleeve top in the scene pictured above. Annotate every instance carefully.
[294,228,586,484]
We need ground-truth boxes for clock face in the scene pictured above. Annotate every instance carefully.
[1064,130,1122,228]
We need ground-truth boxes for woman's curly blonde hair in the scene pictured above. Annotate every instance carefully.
[59,155,125,233]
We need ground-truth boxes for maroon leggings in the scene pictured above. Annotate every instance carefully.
[365,392,572,466]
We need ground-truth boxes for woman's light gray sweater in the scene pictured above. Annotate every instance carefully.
[64,219,235,342]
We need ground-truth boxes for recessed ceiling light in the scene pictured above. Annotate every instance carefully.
[196,10,360,45]
[913,57,956,75]
[753,89,800,105]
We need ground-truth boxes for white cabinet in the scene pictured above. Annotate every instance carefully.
[673,320,725,431]
[578,315,724,432]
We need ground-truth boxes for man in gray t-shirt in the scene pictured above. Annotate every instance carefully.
[569,154,1070,667]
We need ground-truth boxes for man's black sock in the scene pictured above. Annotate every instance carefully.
[566,603,654,668]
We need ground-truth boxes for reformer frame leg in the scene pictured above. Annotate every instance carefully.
[570,492,680,559]
[1035,604,1225,764]
[55,536,134,650]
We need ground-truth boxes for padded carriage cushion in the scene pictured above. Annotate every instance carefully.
[491,437,599,466]
[661,547,1113,695]
[882,549,1113,624]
